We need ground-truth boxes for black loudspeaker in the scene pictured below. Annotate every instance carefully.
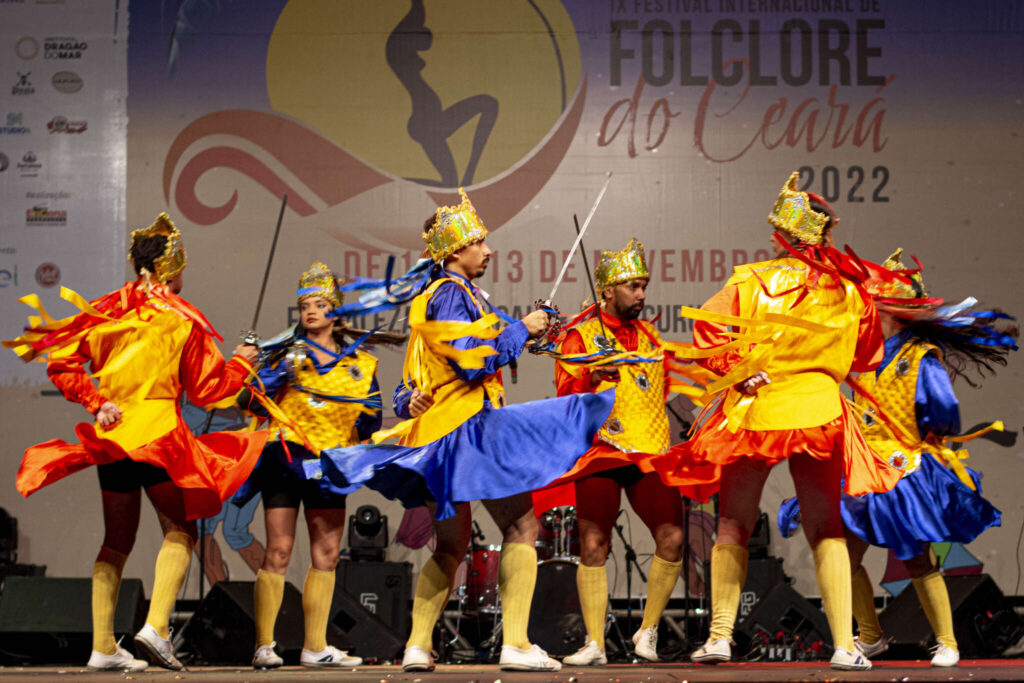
[736,557,788,624]
[879,574,1024,658]
[0,576,145,664]
[331,562,408,660]
[736,583,833,651]
[180,580,351,665]
[335,559,411,641]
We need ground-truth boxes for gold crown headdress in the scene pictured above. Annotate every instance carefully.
[297,261,343,308]
[866,247,928,301]
[423,188,488,263]
[128,212,187,282]
[767,171,831,245]
[595,238,649,292]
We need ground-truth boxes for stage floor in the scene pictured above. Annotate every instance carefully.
[1,661,1024,682]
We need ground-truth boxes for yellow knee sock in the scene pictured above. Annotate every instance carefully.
[254,569,285,648]
[146,531,194,639]
[641,555,682,630]
[576,563,609,650]
[498,542,538,650]
[812,537,854,652]
[406,553,460,651]
[302,567,335,652]
[92,546,128,655]
[708,544,748,641]
[912,569,957,651]
[851,565,882,644]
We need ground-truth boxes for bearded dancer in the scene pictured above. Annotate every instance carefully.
[318,189,615,672]
[675,173,902,670]
[6,214,269,671]
[778,249,1016,668]
[548,239,686,665]
[236,262,391,669]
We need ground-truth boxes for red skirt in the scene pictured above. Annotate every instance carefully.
[17,420,268,520]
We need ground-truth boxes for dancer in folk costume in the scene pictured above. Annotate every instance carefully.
[674,173,903,670]
[236,262,395,669]
[318,189,615,672]
[778,248,1016,667]
[5,214,274,671]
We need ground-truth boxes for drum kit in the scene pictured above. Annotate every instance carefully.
[446,506,589,659]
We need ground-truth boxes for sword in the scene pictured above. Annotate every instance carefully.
[547,172,612,302]
[242,193,289,345]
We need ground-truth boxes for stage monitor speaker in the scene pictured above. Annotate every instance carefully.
[879,573,1024,658]
[736,583,833,654]
[335,559,411,641]
[0,576,145,665]
[736,557,788,625]
[180,580,351,665]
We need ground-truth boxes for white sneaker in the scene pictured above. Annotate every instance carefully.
[831,646,872,670]
[300,644,362,667]
[632,626,658,661]
[402,645,435,672]
[87,646,148,672]
[499,644,562,671]
[930,643,959,667]
[252,643,283,669]
[562,640,607,666]
[133,623,184,671]
[854,635,889,658]
[691,638,731,663]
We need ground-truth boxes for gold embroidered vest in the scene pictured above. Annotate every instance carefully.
[575,317,670,454]
[853,341,937,474]
[271,348,378,453]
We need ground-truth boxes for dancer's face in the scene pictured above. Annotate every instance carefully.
[448,240,491,281]
[168,273,183,294]
[603,278,648,321]
[300,296,334,333]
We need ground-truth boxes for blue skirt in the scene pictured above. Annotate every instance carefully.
[320,390,615,520]
[777,452,1001,560]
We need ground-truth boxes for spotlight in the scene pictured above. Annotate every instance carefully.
[348,505,388,562]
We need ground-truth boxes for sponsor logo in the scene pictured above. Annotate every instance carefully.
[15,37,39,60]
[51,70,82,93]
[17,151,41,178]
[26,205,67,224]
[12,72,35,96]
[0,112,30,135]
[0,152,8,171]
[26,190,70,201]
[0,266,19,288]
[47,116,86,134]
[44,37,87,60]
[35,263,60,288]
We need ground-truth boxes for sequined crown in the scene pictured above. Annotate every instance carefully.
[767,171,830,245]
[866,248,927,300]
[423,188,488,263]
[297,261,343,307]
[595,238,649,291]
[128,212,187,282]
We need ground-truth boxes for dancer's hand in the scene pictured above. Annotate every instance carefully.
[590,367,620,386]
[95,401,122,428]
[738,371,771,396]
[233,344,260,364]
[409,389,434,417]
[522,310,550,338]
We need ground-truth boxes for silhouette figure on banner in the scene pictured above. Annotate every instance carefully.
[386,0,498,187]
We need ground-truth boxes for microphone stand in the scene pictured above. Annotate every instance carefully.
[613,513,646,651]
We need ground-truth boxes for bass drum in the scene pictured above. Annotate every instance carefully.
[527,559,587,657]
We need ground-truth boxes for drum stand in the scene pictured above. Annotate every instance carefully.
[613,514,646,657]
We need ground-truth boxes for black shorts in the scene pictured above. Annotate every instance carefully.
[257,441,347,510]
[589,464,648,489]
[97,458,172,493]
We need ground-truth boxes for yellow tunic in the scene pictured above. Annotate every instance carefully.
[271,349,378,453]
[574,317,670,454]
[376,277,504,447]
